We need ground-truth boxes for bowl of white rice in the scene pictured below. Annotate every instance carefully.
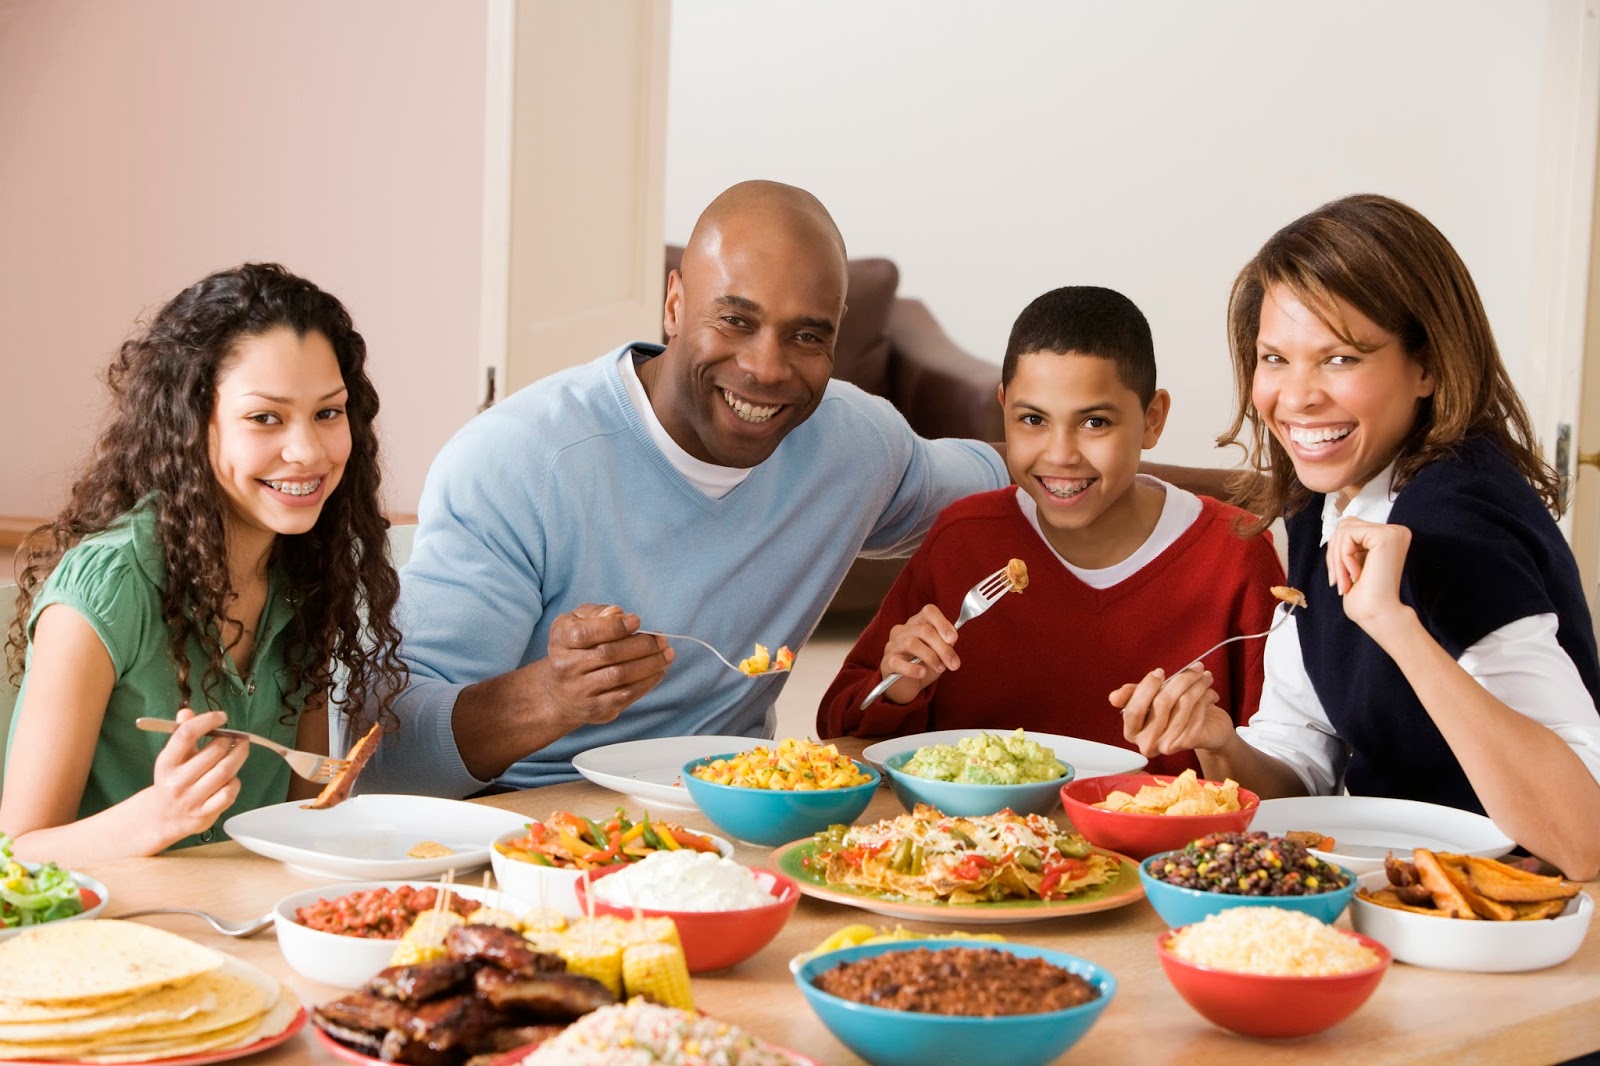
[575,851,799,973]
[1155,907,1390,1038]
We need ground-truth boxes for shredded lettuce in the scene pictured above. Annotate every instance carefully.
[0,832,86,929]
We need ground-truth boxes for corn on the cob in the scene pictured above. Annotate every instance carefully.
[519,907,569,934]
[468,905,525,929]
[622,944,694,1010]
[558,941,623,995]
[389,910,467,965]
[617,916,681,949]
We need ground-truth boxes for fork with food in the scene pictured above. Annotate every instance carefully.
[638,632,796,677]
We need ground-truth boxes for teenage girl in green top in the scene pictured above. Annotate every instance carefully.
[1,263,404,864]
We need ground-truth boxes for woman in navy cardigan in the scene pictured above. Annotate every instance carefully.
[1115,194,1600,880]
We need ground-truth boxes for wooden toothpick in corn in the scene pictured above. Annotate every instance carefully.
[622,944,694,1011]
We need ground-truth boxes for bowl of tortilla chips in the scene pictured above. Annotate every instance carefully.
[1060,771,1258,860]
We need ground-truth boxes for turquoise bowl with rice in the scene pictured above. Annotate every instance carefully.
[882,736,1074,818]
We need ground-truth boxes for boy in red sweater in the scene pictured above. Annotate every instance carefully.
[816,286,1284,776]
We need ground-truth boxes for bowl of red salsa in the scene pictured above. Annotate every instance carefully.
[274,880,521,988]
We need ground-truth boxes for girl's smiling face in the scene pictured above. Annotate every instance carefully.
[1252,285,1434,508]
[208,327,351,554]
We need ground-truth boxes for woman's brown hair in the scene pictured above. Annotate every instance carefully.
[1222,193,1558,531]
[5,263,405,728]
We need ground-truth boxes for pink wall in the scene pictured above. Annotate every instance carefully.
[0,1,489,518]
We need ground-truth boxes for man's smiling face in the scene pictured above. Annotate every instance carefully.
[648,209,846,469]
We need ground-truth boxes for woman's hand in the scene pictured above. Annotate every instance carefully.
[880,604,960,704]
[1111,666,1233,757]
[142,708,250,845]
[1326,516,1418,641]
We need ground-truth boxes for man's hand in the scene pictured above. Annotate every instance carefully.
[537,604,673,730]
[879,604,960,704]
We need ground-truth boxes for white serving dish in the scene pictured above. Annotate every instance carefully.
[1250,795,1514,875]
[572,735,765,812]
[0,867,109,941]
[1350,869,1592,972]
[273,880,521,989]
[860,729,1147,779]
[224,794,528,880]
[490,826,734,916]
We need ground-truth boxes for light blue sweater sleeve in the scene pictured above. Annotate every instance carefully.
[360,348,1005,796]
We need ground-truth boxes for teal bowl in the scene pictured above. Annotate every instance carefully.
[1139,851,1357,928]
[796,940,1115,1066]
[882,750,1072,817]
[680,755,880,847]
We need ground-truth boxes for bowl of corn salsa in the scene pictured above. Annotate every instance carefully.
[1140,832,1356,928]
[682,741,880,847]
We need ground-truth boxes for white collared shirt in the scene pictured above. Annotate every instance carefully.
[1237,462,1600,793]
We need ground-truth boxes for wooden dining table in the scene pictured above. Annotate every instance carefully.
[78,736,1600,1066]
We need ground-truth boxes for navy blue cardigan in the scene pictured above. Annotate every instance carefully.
[1285,435,1600,814]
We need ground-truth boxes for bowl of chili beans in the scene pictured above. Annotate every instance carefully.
[794,940,1115,1066]
[1140,831,1356,928]
[273,880,521,988]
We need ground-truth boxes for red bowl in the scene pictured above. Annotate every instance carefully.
[1155,926,1390,1038]
[1059,773,1258,859]
[573,864,799,973]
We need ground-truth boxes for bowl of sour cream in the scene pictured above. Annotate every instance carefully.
[574,850,800,972]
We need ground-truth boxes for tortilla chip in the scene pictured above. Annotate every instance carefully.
[0,921,223,1003]
[407,840,454,859]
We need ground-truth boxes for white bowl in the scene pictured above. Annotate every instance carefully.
[0,867,109,941]
[1350,869,1592,972]
[489,827,734,917]
[273,879,520,989]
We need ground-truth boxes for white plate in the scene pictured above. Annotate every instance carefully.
[860,730,1148,779]
[223,794,528,880]
[1351,869,1592,972]
[572,735,766,812]
[0,868,110,941]
[1251,795,1515,875]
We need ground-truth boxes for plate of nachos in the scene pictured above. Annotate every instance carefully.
[770,804,1143,923]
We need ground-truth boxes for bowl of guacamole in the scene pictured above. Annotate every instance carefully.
[884,730,1074,817]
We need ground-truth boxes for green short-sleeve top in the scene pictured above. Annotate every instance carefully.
[6,502,307,849]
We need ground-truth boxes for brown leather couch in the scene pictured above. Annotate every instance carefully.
[664,246,1004,619]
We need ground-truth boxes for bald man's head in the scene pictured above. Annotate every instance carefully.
[640,181,849,468]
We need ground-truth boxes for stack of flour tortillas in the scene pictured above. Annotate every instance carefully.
[0,920,299,1062]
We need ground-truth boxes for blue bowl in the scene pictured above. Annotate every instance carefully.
[796,939,1115,1066]
[680,754,880,847]
[882,750,1072,817]
[1139,851,1357,928]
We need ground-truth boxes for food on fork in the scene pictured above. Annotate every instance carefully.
[690,738,872,790]
[1358,849,1580,920]
[303,720,382,810]
[1006,557,1030,593]
[737,643,796,675]
[1093,769,1242,816]
[1270,584,1308,609]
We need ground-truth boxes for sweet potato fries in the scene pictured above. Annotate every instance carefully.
[1359,849,1580,920]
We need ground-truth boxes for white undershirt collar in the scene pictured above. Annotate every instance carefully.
[621,348,751,499]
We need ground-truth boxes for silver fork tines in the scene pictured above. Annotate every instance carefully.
[638,630,789,678]
[133,717,349,783]
[859,564,1018,710]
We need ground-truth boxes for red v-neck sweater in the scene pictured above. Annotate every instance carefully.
[817,489,1285,777]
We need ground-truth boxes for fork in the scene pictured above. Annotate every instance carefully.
[108,906,275,938]
[134,717,350,784]
[638,631,786,678]
[1164,603,1299,682]
[859,563,1019,710]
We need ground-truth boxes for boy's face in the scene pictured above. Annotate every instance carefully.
[999,350,1168,549]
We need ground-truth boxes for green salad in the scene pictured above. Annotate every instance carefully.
[0,832,85,930]
[900,729,1068,785]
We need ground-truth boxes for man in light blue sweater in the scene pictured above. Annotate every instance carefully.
[364,181,1007,795]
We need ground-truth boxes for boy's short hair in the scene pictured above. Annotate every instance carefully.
[1001,286,1156,405]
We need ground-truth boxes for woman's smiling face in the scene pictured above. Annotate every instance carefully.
[1252,284,1434,508]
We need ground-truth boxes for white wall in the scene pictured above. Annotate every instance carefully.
[666,0,1549,468]
[0,0,490,518]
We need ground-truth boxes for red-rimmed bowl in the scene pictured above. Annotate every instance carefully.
[1155,922,1390,1038]
[574,863,799,973]
[1060,773,1259,859]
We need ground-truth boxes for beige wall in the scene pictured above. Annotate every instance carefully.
[0,0,491,518]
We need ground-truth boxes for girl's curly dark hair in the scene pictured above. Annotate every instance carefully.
[5,263,405,730]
